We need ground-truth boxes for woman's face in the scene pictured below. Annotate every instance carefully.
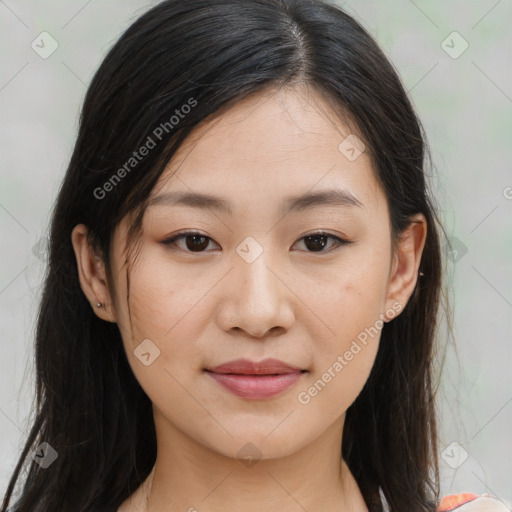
[94,86,423,460]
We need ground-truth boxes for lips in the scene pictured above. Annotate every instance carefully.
[207,358,304,375]
[205,358,306,399]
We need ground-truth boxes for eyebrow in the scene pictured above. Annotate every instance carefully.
[147,188,364,215]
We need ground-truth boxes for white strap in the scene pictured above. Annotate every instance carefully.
[378,487,391,512]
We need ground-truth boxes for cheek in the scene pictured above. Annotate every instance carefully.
[306,259,388,348]
[296,342,379,427]
[296,281,384,418]
[296,259,387,415]
[121,253,208,343]
[113,256,209,392]
[117,262,207,416]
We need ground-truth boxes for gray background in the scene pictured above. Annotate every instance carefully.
[1,0,511,505]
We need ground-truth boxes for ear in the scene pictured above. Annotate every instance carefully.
[71,224,117,323]
[383,213,427,321]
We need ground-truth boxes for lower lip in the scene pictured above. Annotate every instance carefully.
[206,371,304,399]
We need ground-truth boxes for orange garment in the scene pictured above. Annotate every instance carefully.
[438,493,480,510]
[437,492,510,511]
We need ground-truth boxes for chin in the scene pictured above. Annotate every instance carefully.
[211,426,316,463]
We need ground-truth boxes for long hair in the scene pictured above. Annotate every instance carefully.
[1,1,450,510]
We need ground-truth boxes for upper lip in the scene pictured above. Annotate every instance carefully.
[206,358,305,375]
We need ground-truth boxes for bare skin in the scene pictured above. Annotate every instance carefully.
[72,84,426,512]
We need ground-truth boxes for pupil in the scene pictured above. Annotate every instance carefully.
[186,235,209,251]
[306,235,327,251]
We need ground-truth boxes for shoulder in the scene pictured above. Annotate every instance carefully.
[438,493,511,511]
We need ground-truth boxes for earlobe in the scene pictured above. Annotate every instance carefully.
[383,214,427,321]
[70,224,117,323]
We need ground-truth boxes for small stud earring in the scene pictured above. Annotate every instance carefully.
[418,271,424,276]
[96,302,103,308]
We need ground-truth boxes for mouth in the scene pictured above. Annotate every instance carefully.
[204,358,307,399]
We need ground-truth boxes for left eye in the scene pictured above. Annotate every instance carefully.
[162,231,351,254]
[294,232,351,253]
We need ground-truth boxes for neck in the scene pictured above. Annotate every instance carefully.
[121,409,368,512]
[118,411,368,512]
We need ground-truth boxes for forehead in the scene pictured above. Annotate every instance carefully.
[151,85,384,217]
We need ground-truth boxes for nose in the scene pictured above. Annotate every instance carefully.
[216,247,295,339]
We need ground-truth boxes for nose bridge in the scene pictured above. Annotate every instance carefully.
[224,235,294,337]
[234,236,279,305]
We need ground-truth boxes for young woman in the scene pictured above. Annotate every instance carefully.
[1,1,509,511]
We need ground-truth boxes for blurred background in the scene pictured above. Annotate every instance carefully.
[1,0,511,505]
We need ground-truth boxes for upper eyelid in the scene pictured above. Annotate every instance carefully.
[162,230,347,242]
[162,230,351,251]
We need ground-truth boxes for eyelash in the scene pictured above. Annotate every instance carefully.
[161,230,352,254]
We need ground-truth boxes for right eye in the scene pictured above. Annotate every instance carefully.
[161,231,220,253]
